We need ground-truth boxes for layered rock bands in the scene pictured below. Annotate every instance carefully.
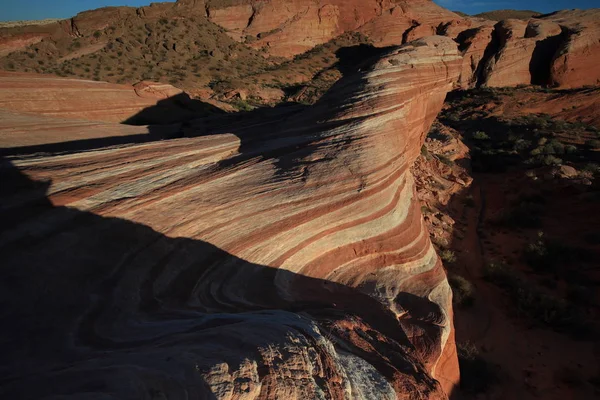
[0,36,462,399]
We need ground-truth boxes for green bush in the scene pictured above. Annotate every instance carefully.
[449,274,475,307]
[585,139,600,149]
[524,232,590,273]
[93,31,102,38]
[439,249,457,264]
[484,258,590,334]
[472,131,490,140]
[437,155,454,166]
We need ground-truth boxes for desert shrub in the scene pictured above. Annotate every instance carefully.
[585,139,600,149]
[449,274,475,307]
[439,249,457,264]
[93,31,102,38]
[159,18,168,25]
[512,138,532,152]
[527,154,562,166]
[232,99,253,112]
[583,163,600,174]
[437,154,454,166]
[484,259,590,334]
[497,202,543,228]
[472,131,490,140]
[457,341,498,394]
[524,232,590,273]
[564,144,578,154]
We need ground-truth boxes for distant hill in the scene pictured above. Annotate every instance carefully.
[452,11,469,17]
[474,9,541,20]
[0,19,61,28]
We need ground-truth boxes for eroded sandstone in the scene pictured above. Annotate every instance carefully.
[0,36,462,399]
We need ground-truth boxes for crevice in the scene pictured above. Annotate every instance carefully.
[529,27,567,86]
[474,22,502,88]
[402,20,421,45]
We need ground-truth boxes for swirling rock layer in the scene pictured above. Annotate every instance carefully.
[0,36,461,399]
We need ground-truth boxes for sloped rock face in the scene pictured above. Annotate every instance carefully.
[206,0,462,57]
[0,71,179,122]
[547,9,600,88]
[454,9,600,89]
[480,19,562,87]
[0,71,213,126]
[0,36,462,399]
[456,25,494,88]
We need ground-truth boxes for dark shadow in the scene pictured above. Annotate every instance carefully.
[0,93,226,157]
[436,88,600,399]
[122,92,226,126]
[473,22,503,88]
[334,44,396,76]
[0,157,443,398]
[529,30,565,85]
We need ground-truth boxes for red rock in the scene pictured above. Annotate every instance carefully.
[546,9,600,88]
[456,25,494,89]
[481,19,562,87]
[0,32,49,57]
[205,0,463,58]
[0,71,185,123]
[0,36,461,399]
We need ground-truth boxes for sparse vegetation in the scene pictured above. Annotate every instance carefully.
[439,249,457,264]
[457,341,498,394]
[484,259,590,335]
[449,274,475,307]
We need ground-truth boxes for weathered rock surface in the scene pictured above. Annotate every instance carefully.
[480,19,562,87]
[456,25,494,88]
[0,71,220,125]
[454,9,600,89]
[546,9,600,88]
[206,0,463,57]
[0,36,462,399]
[0,0,463,60]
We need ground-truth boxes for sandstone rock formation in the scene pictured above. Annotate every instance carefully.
[456,25,494,88]
[479,19,562,87]
[0,36,462,399]
[0,0,463,60]
[547,9,600,88]
[0,71,221,126]
[454,9,600,89]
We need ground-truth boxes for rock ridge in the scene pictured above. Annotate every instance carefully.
[0,36,461,399]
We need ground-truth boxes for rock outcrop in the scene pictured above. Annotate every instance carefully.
[547,9,600,88]
[0,71,221,126]
[0,0,464,60]
[455,9,600,89]
[479,19,562,87]
[0,36,462,399]
[204,0,463,57]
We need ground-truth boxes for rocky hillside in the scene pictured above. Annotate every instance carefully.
[1,36,462,399]
[474,9,541,20]
[0,1,598,107]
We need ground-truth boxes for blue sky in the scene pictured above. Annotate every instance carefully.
[433,0,597,14]
[0,0,597,21]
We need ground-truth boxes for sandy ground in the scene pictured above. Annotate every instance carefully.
[452,175,599,399]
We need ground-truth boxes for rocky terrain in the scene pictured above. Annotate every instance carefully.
[1,36,463,399]
[411,85,600,399]
[1,1,600,399]
[1,1,597,107]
